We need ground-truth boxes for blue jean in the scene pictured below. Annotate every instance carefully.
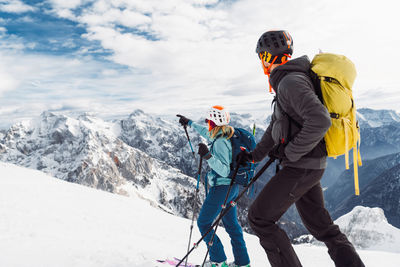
[197,184,250,265]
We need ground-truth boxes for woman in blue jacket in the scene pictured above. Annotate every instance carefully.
[178,106,250,267]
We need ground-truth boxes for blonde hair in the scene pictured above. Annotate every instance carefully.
[210,125,235,140]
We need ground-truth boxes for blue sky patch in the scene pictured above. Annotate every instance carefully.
[0,7,110,57]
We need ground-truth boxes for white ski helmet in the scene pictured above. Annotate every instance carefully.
[207,105,230,126]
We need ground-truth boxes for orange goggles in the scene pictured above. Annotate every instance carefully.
[258,51,291,64]
[258,51,271,62]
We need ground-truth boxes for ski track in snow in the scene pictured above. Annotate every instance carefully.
[1,162,400,267]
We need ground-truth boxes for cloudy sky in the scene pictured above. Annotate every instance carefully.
[0,0,399,127]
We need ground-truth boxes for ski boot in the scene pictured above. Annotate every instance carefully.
[203,260,228,267]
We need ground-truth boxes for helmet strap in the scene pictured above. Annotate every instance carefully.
[263,56,278,93]
[266,55,278,74]
[261,54,292,93]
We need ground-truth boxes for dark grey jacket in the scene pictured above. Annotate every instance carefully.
[252,56,331,169]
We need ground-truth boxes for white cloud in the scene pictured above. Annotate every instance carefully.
[0,49,144,127]
[1,0,400,127]
[45,0,86,9]
[81,8,151,28]
[0,66,19,95]
[75,1,246,88]
[185,0,219,5]
[45,0,92,19]
[0,0,36,13]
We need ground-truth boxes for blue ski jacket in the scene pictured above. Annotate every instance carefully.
[189,121,232,187]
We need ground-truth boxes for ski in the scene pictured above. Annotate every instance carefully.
[156,257,200,267]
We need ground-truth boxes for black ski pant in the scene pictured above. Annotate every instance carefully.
[248,166,365,267]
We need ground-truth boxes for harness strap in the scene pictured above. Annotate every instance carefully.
[343,118,350,170]
[357,126,362,166]
[352,109,362,195]
[353,143,359,195]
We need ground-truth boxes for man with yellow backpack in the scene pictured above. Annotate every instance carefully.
[239,30,364,267]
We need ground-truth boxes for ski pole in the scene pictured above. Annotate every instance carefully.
[200,153,242,267]
[184,125,196,159]
[176,156,276,266]
[185,156,203,267]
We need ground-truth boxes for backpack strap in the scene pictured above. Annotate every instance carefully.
[210,134,223,147]
[352,110,363,195]
[309,70,324,104]
[309,70,345,120]
[204,173,209,197]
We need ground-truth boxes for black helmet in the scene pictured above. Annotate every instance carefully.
[256,30,293,56]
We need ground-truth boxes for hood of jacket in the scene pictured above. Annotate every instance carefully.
[269,55,311,91]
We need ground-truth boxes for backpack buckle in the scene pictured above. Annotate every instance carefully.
[330,113,340,119]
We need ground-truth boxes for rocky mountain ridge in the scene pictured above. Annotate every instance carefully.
[0,111,204,218]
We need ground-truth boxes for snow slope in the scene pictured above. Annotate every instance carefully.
[1,162,400,267]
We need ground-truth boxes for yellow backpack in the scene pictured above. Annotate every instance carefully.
[311,53,362,195]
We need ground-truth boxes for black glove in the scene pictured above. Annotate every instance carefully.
[198,143,211,159]
[268,144,286,160]
[236,150,253,166]
[176,114,190,127]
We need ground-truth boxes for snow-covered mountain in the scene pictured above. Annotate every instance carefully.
[332,161,400,229]
[0,111,204,218]
[295,206,400,253]
[323,151,400,229]
[119,110,266,177]
[355,108,400,160]
[335,206,400,252]
[119,110,202,178]
[1,162,399,267]
[0,110,265,224]
[358,108,400,128]
[1,107,400,241]
[325,152,400,207]
[321,108,400,188]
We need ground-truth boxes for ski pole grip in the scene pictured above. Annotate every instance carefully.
[197,157,203,176]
